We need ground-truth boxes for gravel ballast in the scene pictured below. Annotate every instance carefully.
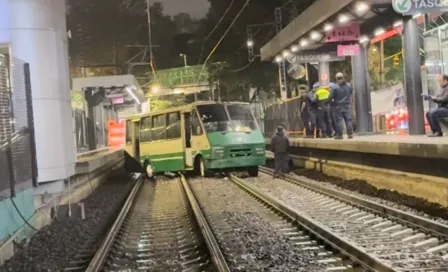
[265,159,448,222]
[1,172,134,272]
[189,177,328,272]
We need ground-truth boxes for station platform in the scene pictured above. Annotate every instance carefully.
[266,135,448,159]
[265,135,448,207]
[76,148,124,174]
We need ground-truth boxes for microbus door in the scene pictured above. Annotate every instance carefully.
[183,112,193,167]
[132,120,141,161]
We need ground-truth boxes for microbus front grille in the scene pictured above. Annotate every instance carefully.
[230,148,251,157]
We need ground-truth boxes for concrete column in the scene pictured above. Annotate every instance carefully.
[8,0,75,182]
[306,63,318,89]
[402,16,425,135]
[351,44,373,134]
[318,61,330,86]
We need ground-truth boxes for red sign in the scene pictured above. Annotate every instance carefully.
[108,120,126,147]
[326,24,360,42]
[337,44,360,57]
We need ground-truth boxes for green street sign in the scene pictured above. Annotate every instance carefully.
[393,0,448,15]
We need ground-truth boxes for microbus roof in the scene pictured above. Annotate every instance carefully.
[126,101,251,121]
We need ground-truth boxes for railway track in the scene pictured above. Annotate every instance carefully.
[83,167,448,271]
[237,167,448,271]
[85,176,221,271]
[84,174,372,271]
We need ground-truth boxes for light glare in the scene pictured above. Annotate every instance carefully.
[339,14,350,24]
[324,24,333,32]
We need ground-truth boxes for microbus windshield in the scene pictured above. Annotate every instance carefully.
[196,104,257,133]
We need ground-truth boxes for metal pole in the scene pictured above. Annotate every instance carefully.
[402,16,425,135]
[380,40,385,84]
[352,44,373,134]
[146,0,154,69]
[183,55,187,67]
[68,176,72,217]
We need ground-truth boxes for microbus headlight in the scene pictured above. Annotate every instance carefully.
[213,147,225,159]
[255,147,265,155]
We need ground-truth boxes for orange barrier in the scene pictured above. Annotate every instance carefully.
[108,120,126,147]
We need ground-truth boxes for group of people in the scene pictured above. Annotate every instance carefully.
[299,72,354,139]
[271,72,354,177]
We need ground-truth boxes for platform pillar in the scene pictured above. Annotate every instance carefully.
[351,44,373,134]
[7,0,75,182]
[318,61,330,86]
[402,16,425,135]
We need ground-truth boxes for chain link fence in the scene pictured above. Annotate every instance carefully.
[0,54,37,198]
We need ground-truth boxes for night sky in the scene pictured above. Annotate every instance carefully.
[158,0,209,18]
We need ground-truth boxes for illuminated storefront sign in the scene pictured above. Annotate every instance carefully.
[393,0,448,15]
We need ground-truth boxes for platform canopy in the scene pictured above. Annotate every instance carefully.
[260,0,402,61]
[72,75,145,105]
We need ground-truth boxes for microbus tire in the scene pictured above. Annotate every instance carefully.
[248,166,259,177]
[194,155,209,178]
[143,161,154,179]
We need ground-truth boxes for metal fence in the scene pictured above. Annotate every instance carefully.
[264,97,304,137]
[0,54,37,197]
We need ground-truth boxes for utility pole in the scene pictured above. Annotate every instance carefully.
[275,7,287,100]
[146,0,156,75]
[245,8,288,99]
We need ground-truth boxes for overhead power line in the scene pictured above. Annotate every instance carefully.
[198,0,236,64]
[196,0,251,84]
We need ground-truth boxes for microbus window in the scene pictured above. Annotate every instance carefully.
[125,120,132,144]
[166,112,181,139]
[151,114,166,141]
[140,117,151,142]
[196,104,230,133]
[226,104,257,131]
[191,110,203,136]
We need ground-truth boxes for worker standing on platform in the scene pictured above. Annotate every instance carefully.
[299,86,315,138]
[329,82,339,136]
[425,74,448,137]
[271,126,290,178]
[314,83,333,138]
[332,72,354,139]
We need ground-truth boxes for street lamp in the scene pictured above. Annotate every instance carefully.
[180,54,187,67]
[247,40,254,47]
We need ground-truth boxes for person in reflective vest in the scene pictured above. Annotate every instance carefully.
[314,83,334,138]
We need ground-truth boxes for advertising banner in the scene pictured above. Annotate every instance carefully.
[107,120,125,148]
[370,82,406,116]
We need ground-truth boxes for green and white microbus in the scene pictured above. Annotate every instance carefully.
[124,101,265,177]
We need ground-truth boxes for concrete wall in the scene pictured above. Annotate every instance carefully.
[283,154,448,207]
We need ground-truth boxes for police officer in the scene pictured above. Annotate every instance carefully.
[332,72,354,139]
[271,126,290,177]
[299,86,315,138]
[314,83,333,138]
[329,82,339,136]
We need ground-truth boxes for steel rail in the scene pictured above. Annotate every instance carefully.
[85,177,143,272]
[259,166,448,240]
[230,174,396,272]
[180,174,231,272]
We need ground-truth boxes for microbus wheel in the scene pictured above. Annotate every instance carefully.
[144,161,154,178]
[199,158,206,178]
[248,166,259,177]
